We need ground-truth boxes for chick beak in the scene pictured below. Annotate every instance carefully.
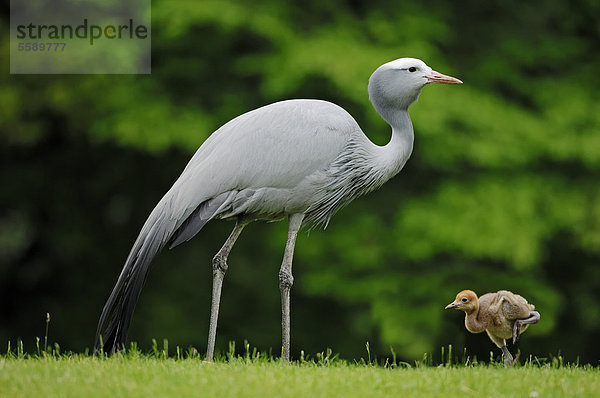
[426,70,463,85]
[445,301,459,310]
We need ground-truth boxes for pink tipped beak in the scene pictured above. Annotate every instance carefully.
[445,302,458,310]
[427,70,463,85]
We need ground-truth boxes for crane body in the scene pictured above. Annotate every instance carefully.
[96,58,462,360]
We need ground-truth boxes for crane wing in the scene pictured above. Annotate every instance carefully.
[497,290,534,320]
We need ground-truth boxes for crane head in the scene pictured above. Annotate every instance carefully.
[368,57,462,111]
[445,290,478,313]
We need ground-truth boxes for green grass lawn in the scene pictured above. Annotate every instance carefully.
[1,348,599,398]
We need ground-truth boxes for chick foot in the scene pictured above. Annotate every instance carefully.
[512,311,541,344]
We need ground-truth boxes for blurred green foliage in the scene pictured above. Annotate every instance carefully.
[1,0,599,363]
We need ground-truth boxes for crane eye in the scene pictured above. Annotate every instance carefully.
[461,297,468,303]
[408,67,417,72]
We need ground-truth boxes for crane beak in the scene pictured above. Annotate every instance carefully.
[445,301,459,309]
[426,70,463,85]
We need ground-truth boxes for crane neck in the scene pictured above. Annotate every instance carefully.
[464,301,486,333]
[369,108,414,179]
[366,68,423,179]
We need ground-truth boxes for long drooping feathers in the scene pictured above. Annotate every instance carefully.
[95,197,174,352]
[303,137,395,228]
[94,192,227,352]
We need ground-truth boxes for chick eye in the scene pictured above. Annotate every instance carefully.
[461,297,468,303]
[408,67,417,72]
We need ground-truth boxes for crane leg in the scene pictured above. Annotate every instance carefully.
[512,311,540,344]
[206,218,250,360]
[279,213,304,361]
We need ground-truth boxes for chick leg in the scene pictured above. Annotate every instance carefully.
[512,311,540,344]
[486,331,513,367]
[501,345,513,367]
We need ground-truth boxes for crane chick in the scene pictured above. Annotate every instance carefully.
[445,290,540,366]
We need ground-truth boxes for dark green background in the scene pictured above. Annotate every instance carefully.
[1,0,599,363]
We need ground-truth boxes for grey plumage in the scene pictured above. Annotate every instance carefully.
[95,58,462,357]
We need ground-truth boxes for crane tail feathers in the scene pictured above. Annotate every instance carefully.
[95,201,178,353]
[95,191,234,353]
